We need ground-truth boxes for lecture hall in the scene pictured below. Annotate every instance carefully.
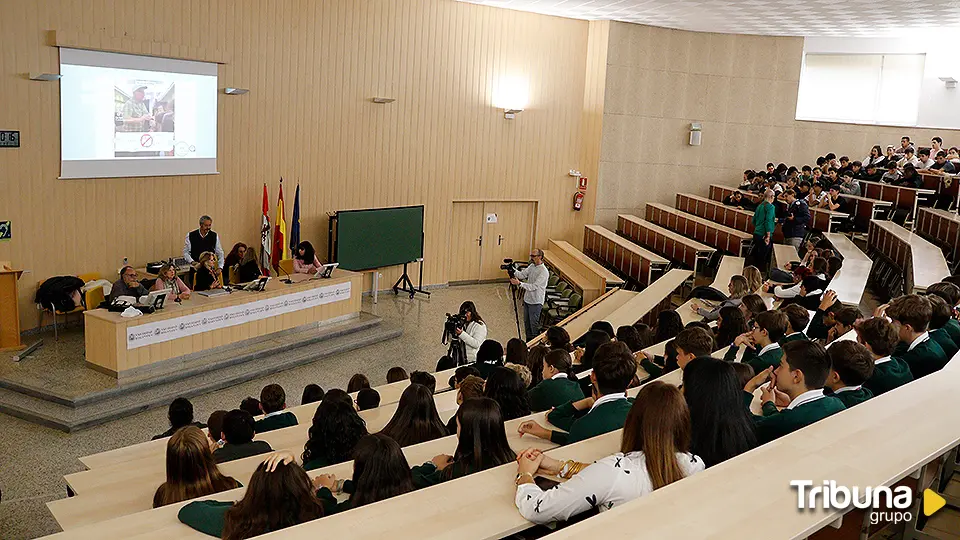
[3,0,960,539]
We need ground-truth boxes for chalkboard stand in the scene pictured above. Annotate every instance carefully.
[392,259,429,299]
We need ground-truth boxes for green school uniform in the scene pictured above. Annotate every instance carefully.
[832,387,873,408]
[780,332,808,344]
[527,376,585,412]
[806,310,830,340]
[639,354,678,378]
[863,356,913,397]
[742,343,784,373]
[411,460,487,488]
[547,396,633,445]
[894,335,948,379]
[212,440,273,464]
[752,392,845,444]
[943,319,960,346]
[178,488,337,538]
[254,411,298,433]
[930,328,959,359]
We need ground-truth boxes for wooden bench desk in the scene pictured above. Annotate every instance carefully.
[541,249,601,305]
[547,239,624,289]
[915,206,960,264]
[821,233,872,307]
[582,224,669,289]
[544,367,960,540]
[49,390,463,529]
[868,219,950,294]
[599,269,690,328]
[527,289,637,347]
[77,364,460,471]
[860,180,936,226]
[920,170,960,210]
[617,214,715,278]
[645,203,751,257]
[838,193,892,232]
[772,243,799,269]
[678,255,744,325]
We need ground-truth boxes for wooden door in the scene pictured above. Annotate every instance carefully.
[480,202,536,281]
[448,202,485,283]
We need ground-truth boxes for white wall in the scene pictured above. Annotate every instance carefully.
[803,34,960,130]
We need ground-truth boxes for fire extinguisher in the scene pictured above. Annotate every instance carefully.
[573,191,585,211]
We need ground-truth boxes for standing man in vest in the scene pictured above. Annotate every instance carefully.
[184,215,225,269]
[509,248,549,341]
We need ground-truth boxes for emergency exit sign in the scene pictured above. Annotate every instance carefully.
[0,131,19,148]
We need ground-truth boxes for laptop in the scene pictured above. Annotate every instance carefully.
[143,289,170,309]
[314,263,339,279]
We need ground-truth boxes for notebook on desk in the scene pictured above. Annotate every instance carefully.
[197,289,230,298]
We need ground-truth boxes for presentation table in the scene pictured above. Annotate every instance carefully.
[82,270,362,377]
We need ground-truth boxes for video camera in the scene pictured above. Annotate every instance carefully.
[443,312,467,343]
[500,258,518,278]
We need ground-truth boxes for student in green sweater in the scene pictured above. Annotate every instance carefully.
[824,341,874,407]
[312,434,416,514]
[254,384,298,433]
[926,295,959,359]
[807,290,841,341]
[527,349,585,412]
[517,341,637,445]
[212,410,273,464]
[750,189,776,270]
[856,317,913,396]
[827,306,860,345]
[178,452,327,538]
[730,310,787,372]
[743,340,845,444]
[884,295,949,379]
[780,304,810,343]
[641,326,715,375]
[411,397,516,487]
[927,282,960,344]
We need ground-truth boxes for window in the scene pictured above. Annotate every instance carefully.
[796,53,925,126]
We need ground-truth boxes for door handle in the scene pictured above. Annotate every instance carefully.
[498,235,503,246]
[478,236,482,246]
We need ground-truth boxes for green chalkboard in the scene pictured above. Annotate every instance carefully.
[335,206,424,271]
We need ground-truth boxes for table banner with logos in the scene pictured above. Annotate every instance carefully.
[126,281,352,349]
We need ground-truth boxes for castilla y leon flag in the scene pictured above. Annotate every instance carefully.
[271,178,288,272]
[260,183,271,273]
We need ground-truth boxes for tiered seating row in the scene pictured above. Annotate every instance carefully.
[915,206,960,265]
[582,224,669,288]
[616,214,715,277]
[644,203,750,256]
[867,219,950,295]
[706,184,848,233]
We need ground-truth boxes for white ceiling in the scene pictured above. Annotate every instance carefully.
[459,0,960,36]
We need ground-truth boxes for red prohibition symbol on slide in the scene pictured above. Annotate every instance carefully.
[140,134,154,148]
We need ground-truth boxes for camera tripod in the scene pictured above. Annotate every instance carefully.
[447,336,468,366]
[508,282,523,341]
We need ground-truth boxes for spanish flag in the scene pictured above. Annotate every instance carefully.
[271,178,288,273]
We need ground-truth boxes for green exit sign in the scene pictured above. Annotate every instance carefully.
[0,131,19,148]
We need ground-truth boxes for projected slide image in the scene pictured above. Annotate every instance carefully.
[60,48,218,179]
[113,80,188,157]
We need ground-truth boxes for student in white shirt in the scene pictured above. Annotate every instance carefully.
[454,301,488,363]
[898,148,919,168]
[513,381,703,524]
[916,149,935,170]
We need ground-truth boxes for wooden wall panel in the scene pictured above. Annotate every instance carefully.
[0,0,598,330]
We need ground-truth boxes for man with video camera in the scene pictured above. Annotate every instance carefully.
[509,248,549,341]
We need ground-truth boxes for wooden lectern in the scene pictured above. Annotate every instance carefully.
[0,263,25,351]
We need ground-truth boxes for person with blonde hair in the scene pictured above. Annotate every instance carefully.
[194,251,223,291]
[151,262,191,301]
[742,265,763,294]
[153,426,240,508]
[691,275,749,322]
[513,382,704,523]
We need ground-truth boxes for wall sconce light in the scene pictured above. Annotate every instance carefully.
[223,87,249,95]
[689,122,703,146]
[371,97,396,104]
[29,73,61,81]
[493,75,529,120]
[939,77,957,89]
